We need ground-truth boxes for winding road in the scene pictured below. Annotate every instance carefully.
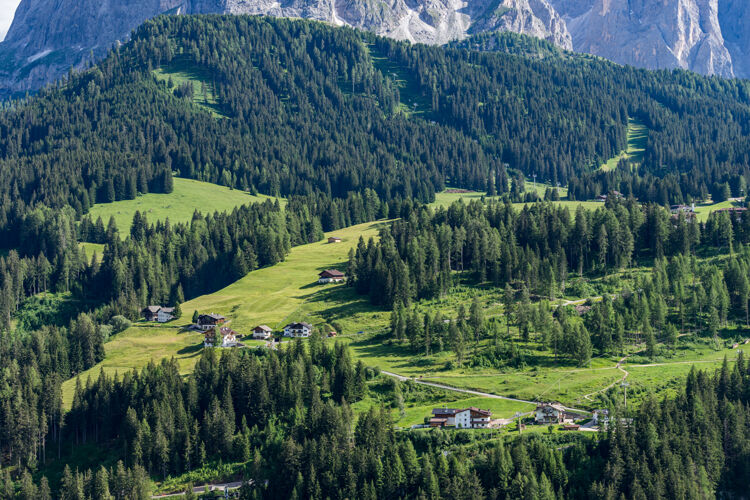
[152,481,244,498]
[380,370,590,414]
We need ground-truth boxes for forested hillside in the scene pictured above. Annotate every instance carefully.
[2,15,750,226]
[3,14,750,499]
[4,340,750,499]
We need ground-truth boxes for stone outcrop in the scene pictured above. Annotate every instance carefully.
[1,0,749,95]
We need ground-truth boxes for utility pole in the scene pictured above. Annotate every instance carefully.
[515,412,523,434]
[621,381,629,410]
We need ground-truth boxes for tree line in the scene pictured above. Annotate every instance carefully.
[4,341,750,499]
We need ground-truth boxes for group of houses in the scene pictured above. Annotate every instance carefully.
[249,322,316,339]
[142,305,176,323]
[429,407,493,429]
[533,402,609,430]
[194,311,327,347]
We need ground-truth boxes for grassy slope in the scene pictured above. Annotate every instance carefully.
[432,186,601,212]
[152,55,227,118]
[63,217,750,412]
[61,221,388,407]
[87,178,276,234]
[693,199,744,222]
[600,118,648,171]
[79,242,105,261]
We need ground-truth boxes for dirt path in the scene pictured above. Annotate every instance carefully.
[580,354,632,403]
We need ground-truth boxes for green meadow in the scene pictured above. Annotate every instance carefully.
[87,177,276,234]
[62,221,388,407]
[153,55,228,118]
[600,118,648,171]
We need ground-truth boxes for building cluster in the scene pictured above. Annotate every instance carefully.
[193,312,332,347]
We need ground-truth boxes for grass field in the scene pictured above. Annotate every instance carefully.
[63,213,750,412]
[181,221,390,334]
[693,199,744,222]
[153,55,227,118]
[79,242,105,261]
[601,118,648,171]
[87,178,276,234]
[62,221,388,407]
[367,43,430,116]
[431,188,601,212]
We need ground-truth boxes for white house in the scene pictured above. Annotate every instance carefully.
[534,403,566,424]
[252,325,273,340]
[221,327,239,347]
[284,322,312,337]
[430,407,492,428]
[318,269,346,284]
[143,305,175,322]
[157,307,175,323]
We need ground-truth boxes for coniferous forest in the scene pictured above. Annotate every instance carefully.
[2,12,750,500]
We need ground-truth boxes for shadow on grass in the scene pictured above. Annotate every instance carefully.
[177,343,203,356]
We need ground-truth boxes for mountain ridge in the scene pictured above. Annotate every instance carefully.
[0,0,749,96]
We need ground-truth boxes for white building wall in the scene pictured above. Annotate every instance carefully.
[455,410,471,428]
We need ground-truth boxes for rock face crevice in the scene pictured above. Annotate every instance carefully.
[1,0,749,94]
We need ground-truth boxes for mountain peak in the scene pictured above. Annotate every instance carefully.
[1,0,749,96]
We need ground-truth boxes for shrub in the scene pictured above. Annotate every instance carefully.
[110,315,132,334]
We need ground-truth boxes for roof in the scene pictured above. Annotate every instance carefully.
[429,418,448,423]
[145,305,161,313]
[432,408,461,416]
[328,236,342,240]
[285,322,312,329]
[319,269,345,278]
[200,313,226,321]
[220,327,239,336]
[536,403,566,412]
[254,325,273,332]
[467,407,492,416]
[159,307,175,313]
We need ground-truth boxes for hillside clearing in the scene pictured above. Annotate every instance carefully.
[600,118,648,171]
[153,55,227,118]
[87,178,277,234]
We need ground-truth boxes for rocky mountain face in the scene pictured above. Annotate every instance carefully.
[0,0,749,95]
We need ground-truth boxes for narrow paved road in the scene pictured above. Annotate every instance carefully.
[152,481,244,498]
[380,370,590,414]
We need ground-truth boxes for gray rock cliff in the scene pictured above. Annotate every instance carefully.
[0,0,749,95]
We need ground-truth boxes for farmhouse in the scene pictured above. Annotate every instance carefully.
[252,325,273,340]
[197,313,226,331]
[534,403,566,424]
[220,327,240,347]
[204,326,242,347]
[714,207,748,220]
[670,204,695,214]
[157,307,175,323]
[429,407,492,429]
[203,328,217,347]
[318,269,346,284]
[593,409,609,427]
[328,236,342,243]
[284,322,313,337]
[142,305,175,323]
